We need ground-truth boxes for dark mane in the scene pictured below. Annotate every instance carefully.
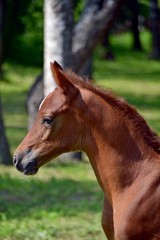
[66,69,160,154]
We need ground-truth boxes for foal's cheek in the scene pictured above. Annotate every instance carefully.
[40,128,53,142]
[40,123,59,142]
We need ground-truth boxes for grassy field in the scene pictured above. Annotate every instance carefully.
[0,31,160,240]
[0,161,104,240]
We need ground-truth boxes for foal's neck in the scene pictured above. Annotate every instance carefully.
[81,89,153,201]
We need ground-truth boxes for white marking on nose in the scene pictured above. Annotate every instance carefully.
[39,97,47,110]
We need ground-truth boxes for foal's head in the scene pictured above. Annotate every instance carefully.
[13,62,85,175]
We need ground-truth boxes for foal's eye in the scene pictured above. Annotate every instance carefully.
[42,117,54,127]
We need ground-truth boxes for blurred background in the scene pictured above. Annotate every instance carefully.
[0,0,160,239]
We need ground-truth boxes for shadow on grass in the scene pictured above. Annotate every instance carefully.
[0,173,103,220]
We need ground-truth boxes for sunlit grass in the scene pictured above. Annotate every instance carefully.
[0,161,105,240]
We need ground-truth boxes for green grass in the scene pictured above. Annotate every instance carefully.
[0,161,104,240]
[0,30,160,239]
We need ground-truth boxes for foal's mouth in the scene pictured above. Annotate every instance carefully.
[22,161,38,175]
[13,151,39,175]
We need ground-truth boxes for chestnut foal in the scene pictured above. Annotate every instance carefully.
[13,61,160,240]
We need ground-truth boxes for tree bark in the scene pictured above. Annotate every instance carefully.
[72,0,123,72]
[27,0,73,128]
[0,96,11,165]
[43,0,123,93]
[44,0,73,96]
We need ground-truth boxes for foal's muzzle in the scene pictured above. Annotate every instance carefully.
[13,150,38,175]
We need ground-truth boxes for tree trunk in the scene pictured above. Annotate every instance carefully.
[27,0,73,128]
[128,0,142,51]
[149,0,160,59]
[0,1,11,165]
[72,0,123,72]
[27,0,123,123]
[44,0,73,96]
[0,96,11,165]
[30,0,122,102]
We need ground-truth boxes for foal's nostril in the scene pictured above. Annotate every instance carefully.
[13,154,23,172]
[13,153,23,167]
[13,155,18,166]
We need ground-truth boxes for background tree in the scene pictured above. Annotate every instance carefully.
[0,0,11,165]
[149,0,160,59]
[44,0,73,96]
[27,0,73,129]
[3,0,43,66]
[128,0,142,51]
[27,0,123,127]
[0,96,11,165]
[71,0,123,72]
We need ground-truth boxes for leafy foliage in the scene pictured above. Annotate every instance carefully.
[73,0,85,22]
[19,0,43,66]
[4,0,43,66]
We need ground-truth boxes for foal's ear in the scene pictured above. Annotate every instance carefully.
[50,61,78,98]
[51,61,63,71]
